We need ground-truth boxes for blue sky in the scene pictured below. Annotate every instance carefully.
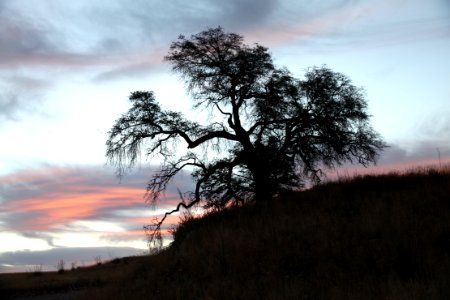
[0,0,449,272]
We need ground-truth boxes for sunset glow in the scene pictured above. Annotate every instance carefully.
[1,0,449,273]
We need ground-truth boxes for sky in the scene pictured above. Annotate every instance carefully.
[1,0,449,273]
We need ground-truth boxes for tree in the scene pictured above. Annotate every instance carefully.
[106,27,386,245]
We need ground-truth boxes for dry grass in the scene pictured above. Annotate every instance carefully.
[0,257,141,299]
[2,166,450,299]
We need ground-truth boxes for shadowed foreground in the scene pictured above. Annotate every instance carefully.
[2,167,450,299]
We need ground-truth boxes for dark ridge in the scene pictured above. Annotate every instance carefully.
[2,167,450,299]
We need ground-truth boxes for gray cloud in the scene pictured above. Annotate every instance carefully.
[415,109,450,141]
[4,0,443,84]
[0,164,193,273]
[3,0,345,82]
[0,0,278,69]
[0,246,143,273]
[2,0,447,71]
[91,0,279,81]
[0,2,84,69]
[0,75,50,121]
[370,109,450,167]
[0,164,194,233]
[335,139,450,177]
[0,2,122,70]
[0,9,52,57]
[93,53,168,82]
[0,92,46,122]
[1,1,448,162]
[392,109,450,165]
[377,144,409,166]
[21,232,56,247]
[120,0,277,35]
[0,92,23,121]
[330,17,450,51]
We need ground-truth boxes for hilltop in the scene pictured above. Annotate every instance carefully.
[2,167,450,299]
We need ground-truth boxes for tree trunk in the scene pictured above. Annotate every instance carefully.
[251,162,273,205]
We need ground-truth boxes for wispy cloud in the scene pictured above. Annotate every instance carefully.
[1,0,448,274]
[0,0,276,69]
[0,75,50,121]
[0,164,194,272]
[1,0,446,112]
[0,165,193,248]
[329,141,450,179]
[2,0,448,73]
[0,246,144,273]
[245,0,450,50]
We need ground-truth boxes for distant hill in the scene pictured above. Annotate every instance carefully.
[3,166,450,299]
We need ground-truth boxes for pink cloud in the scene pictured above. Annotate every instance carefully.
[0,165,188,234]
[5,187,143,230]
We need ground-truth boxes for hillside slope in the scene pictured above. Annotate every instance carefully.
[3,167,450,299]
[81,167,450,299]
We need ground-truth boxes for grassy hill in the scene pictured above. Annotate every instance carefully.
[2,167,450,299]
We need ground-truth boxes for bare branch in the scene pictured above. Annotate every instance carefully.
[107,28,386,248]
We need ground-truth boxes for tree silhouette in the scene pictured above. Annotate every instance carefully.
[106,27,386,246]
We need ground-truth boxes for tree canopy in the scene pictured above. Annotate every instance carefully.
[106,27,386,243]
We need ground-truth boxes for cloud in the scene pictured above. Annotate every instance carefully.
[326,107,450,177]
[0,0,276,71]
[0,7,53,58]
[2,0,445,85]
[2,0,361,81]
[0,1,143,72]
[415,109,450,143]
[0,75,50,121]
[0,164,194,273]
[92,0,279,81]
[0,164,193,248]
[379,109,450,168]
[329,140,450,179]
[2,0,448,73]
[0,92,23,121]
[244,0,450,51]
[0,246,144,273]
[93,51,168,82]
[0,2,95,69]
[119,0,277,34]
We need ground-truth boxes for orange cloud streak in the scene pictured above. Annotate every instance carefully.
[0,165,194,239]
[5,186,144,230]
